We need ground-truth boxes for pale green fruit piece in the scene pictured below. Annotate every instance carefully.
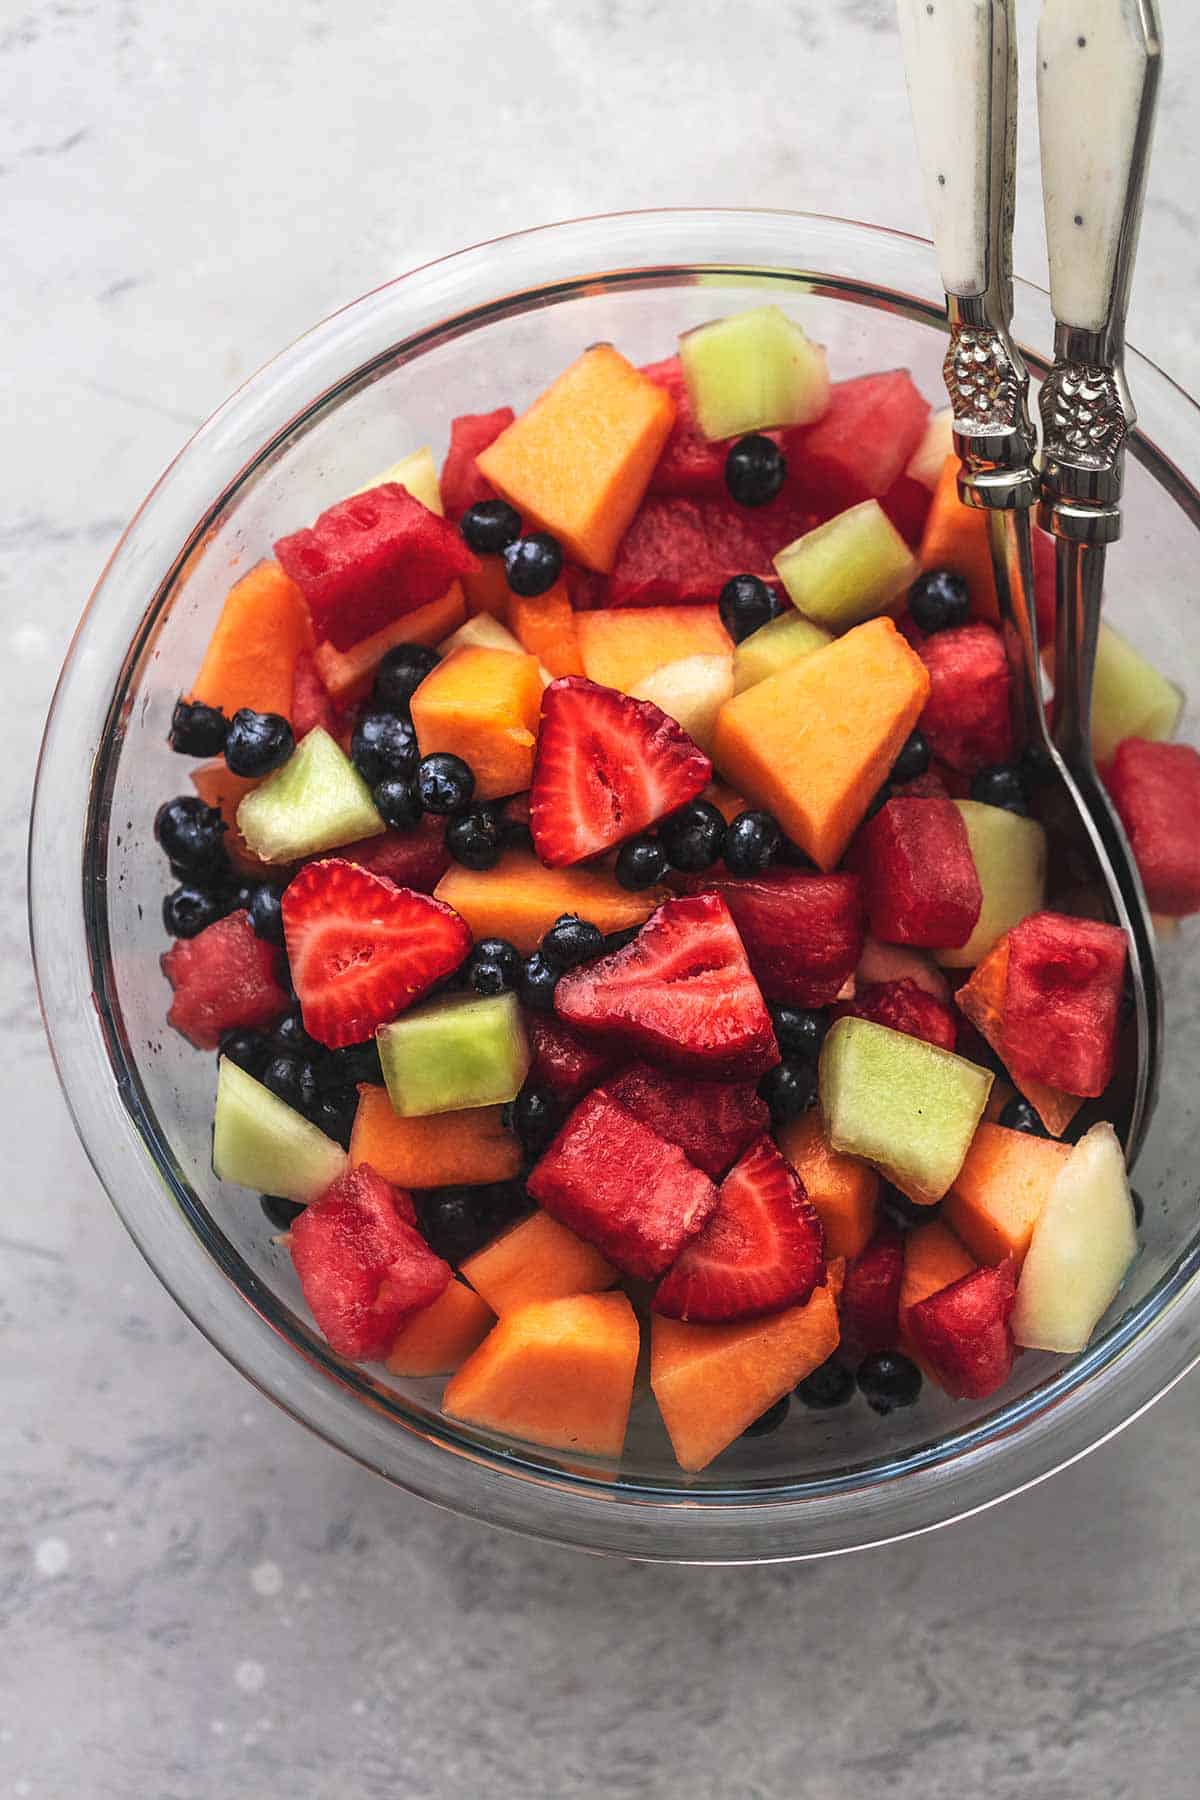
[630,653,734,754]
[1090,622,1183,763]
[937,802,1047,970]
[440,613,525,656]
[213,1057,346,1203]
[773,501,919,632]
[732,611,832,694]
[819,1016,993,1204]
[1011,1122,1137,1353]
[679,305,830,440]
[352,446,443,514]
[904,407,954,489]
[379,992,531,1117]
[237,727,384,864]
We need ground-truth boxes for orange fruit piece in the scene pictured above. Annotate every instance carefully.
[508,582,584,678]
[349,1085,521,1188]
[944,1122,1071,1269]
[410,645,543,800]
[898,1220,977,1372]
[460,1211,616,1314]
[386,1280,495,1377]
[190,761,274,878]
[575,604,731,693]
[190,560,315,720]
[919,456,999,622]
[435,847,667,955]
[776,1109,879,1261]
[313,583,466,704]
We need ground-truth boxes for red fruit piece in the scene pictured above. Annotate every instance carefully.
[679,868,865,1007]
[529,676,711,868]
[839,978,959,1052]
[605,1061,769,1179]
[605,494,813,607]
[281,858,471,1049]
[880,471,935,548]
[440,407,516,519]
[526,1014,616,1106]
[840,1222,905,1361]
[787,372,930,513]
[290,1163,450,1361]
[855,795,982,948]
[1000,910,1127,1098]
[291,649,337,738]
[526,1088,719,1280]
[336,816,450,894]
[906,1260,1017,1400]
[554,892,779,1079]
[1104,738,1200,916]
[275,484,480,652]
[641,356,786,500]
[917,621,1013,775]
[653,1135,825,1323]
[162,909,289,1050]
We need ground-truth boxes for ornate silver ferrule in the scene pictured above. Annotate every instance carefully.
[1037,325,1133,544]
[945,294,1039,513]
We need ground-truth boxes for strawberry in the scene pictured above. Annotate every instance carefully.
[525,1014,617,1106]
[605,1062,768,1179]
[290,1163,450,1361]
[839,1222,905,1361]
[678,869,865,1008]
[554,892,779,1078]
[838,978,959,1052]
[529,677,711,868]
[335,816,450,893]
[526,1088,719,1279]
[653,1135,825,1323]
[281,858,471,1049]
[906,1260,1017,1400]
[162,909,289,1050]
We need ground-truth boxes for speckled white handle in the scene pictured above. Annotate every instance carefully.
[1038,0,1162,334]
[897,0,1014,299]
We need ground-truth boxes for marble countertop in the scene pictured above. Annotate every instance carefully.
[6,2,1200,1795]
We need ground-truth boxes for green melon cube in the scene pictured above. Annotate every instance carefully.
[352,445,443,514]
[937,802,1047,970]
[773,501,919,632]
[732,611,832,694]
[819,1016,993,1204]
[1090,622,1183,763]
[213,1056,347,1202]
[679,305,830,440]
[378,992,531,1117]
[237,727,384,864]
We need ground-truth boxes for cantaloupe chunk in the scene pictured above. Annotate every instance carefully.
[435,848,667,955]
[919,456,999,622]
[190,560,315,719]
[713,617,931,869]
[944,1123,1072,1269]
[443,1291,640,1458]
[651,1281,840,1472]
[477,346,675,573]
[776,1109,879,1260]
[410,645,543,800]
[955,938,1084,1136]
[462,558,512,619]
[386,1280,495,1376]
[576,604,731,693]
[460,1211,616,1314]
[508,582,584,678]
[898,1221,977,1369]
[191,762,273,878]
[313,583,466,703]
[349,1085,521,1187]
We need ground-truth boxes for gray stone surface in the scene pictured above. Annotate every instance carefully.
[5,2,1200,1795]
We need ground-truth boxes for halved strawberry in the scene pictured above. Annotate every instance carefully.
[554,892,779,1078]
[605,1062,768,1179]
[281,858,471,1049]
[653,1135,825,1323]
[529,677,711,868]
[906,1260,1017,1400]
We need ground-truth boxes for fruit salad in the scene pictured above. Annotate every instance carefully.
[154,303,1198,1474]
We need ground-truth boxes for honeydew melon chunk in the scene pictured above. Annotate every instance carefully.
[732,611,832,694]
[439,612,552,686]
[1090,622,1183,764]
[213,1056,346,1202]
[629,653,734,754]
[904,407,955,490]
[237,727,384,863]
[819,1016,993,1205]
[937,803,1047,970]
[679,305,830,441]
[353,446,443,514]
[1011,1122,1138,1353]
[379,991,531,1117]
[773,501,919,632]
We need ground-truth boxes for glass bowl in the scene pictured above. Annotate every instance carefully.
[30,209,1200,1563]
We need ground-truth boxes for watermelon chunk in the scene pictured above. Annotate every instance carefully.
[855,795,983,949]
[839,1222,905,1361]
[291,649,337,739]
[525,1014,617,1106]
[641,354,785,499]
[906,1260,1017,1400]
[838,978,959,1052]
[606,494,815,607]
[604,1062,769,1179]
[440,407,516,519]
[333,816,450,894]
[162,909,289,1050]
[1000,911,1128,1099]
[275,484,480,652]
[788,372,931,514]
[1104,738,1200,917]
[916,621,1013,774]
[678,868,865,1008]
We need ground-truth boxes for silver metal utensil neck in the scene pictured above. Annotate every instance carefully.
[945,290,1038,514]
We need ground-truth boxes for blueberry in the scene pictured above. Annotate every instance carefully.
[891,728,931,785]
[260,1194,306,1231]
[758,1060,817,1123]
[272,1005,324,1063]
[225,709,295,778]
[795,1357,856,1409]
[417,752,475,815]
[513,1086,561,1159]
[351,709,419,785]
[857,1350,923,1416]
[998,1094,1046,1136]
[312,1088,358,1150]
[169,697,227,757]
[504,531,563,597]
[769,1005,828,1063]
[1019,742,1056,790]
[741,1395,790,1438]
[465,958,507,997]
[460,498,522,555]
[261,1052,320,1118]
[776,836,817,870]
[659,800,726,873]
[723,810,781,876]
[519,952,560,1011]
[220,1028,269,1078]
[413,1182,530,1265]
[154,795,228,876]
[372,642,441,712]
[541,913,603,971]
[162,883,226,938]
[446,803,504,870]
[464,937,523,990]
[246,883,285,945]
[908,568,970,635]
[318,1039,383,1092]
[725,434,787,508]
[615,833,669,890]
[373,777,423,831]
[970,764,1030,815]
[718,573,783,643]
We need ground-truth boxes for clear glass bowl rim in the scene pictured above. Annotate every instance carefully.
[30,206,1200,1563]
